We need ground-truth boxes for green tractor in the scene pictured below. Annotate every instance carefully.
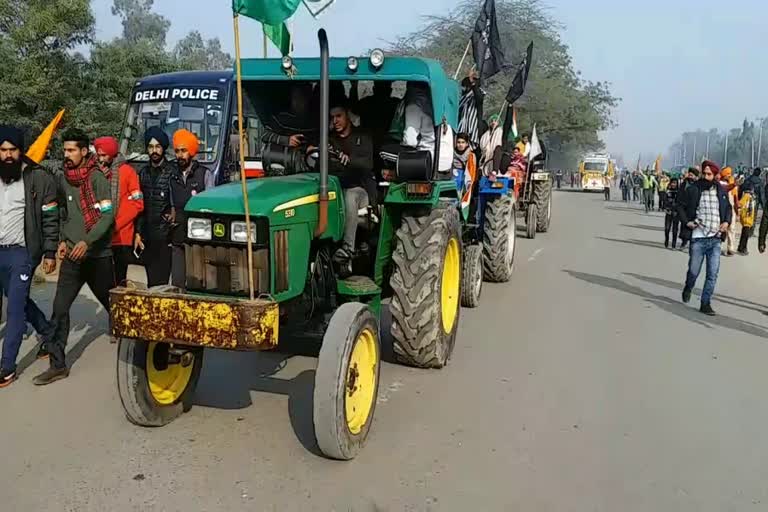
[110,31,484,460]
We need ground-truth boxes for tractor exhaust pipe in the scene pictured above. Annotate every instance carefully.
[314,28,329,238]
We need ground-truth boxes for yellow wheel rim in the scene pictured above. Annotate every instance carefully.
[345,328,378,435]
[146,342,194,406]
[440,238,460,334]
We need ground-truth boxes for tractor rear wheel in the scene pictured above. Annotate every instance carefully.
[390,205,462,369]
[314,303,381,460]
[461,244,483,308]
[117,339,203,427]
[482,196,516,283]
[526,205,537,239]
[534,180,553,233]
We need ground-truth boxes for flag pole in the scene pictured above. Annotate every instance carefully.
[233,14,256,301]
[453,39,472,80]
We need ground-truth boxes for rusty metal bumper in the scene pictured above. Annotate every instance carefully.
[110,286,279,350]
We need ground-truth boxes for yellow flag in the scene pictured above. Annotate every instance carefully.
[654,154,662,174]
[26,109,65,164]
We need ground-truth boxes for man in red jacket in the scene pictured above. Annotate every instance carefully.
[94,137,144,287]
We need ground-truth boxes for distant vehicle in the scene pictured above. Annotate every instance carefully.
[579,153,615,192]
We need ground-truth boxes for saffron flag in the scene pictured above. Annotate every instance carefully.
[26,109,65,164]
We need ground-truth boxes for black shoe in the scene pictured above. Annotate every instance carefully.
[36,345,49,360]
[759,245,766,254]
[682,287,692,304]
[32,366,69,386]
[700,303,716,316]
[738,250,749,256]
[0,368,17,388]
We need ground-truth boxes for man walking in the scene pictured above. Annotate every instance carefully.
[642,169,657,213]
[135,127,174,287]
[0,126,59,387]
[33,129,115,385]
[632,171,643,202]
[94,136,144,286]
[169,129,213,288]
[678,161,731,316]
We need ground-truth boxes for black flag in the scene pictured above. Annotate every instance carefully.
[505,42,534,104]
[471,0,505,81]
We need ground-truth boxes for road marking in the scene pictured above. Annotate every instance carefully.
[528,248,543,262]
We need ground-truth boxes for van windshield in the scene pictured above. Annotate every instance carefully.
[121,86,226,164]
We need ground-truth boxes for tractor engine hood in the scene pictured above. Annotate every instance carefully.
[185,174,330,218]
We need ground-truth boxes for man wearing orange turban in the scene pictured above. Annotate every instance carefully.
[169,129,214,288]
[718,166,738,255]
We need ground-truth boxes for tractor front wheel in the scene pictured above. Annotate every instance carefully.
[461,244,483,308]
[526,205,537,239]
[117,339,203,427]
[534,180,553,233]
[314,303,381,460]
[390,205,462,368]
[482,196,517,283]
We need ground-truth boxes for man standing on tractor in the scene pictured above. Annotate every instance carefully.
[34,129,115,385]
[135,127,174,287]
[479,114,502,175]
[169,129,214,288]
[319,102,375,272]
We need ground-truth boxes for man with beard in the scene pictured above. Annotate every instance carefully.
[169,129,214,288]
[94,136,144,287]
[135,127,174,286]
[33,129,115,385]
[0,126,59,387]
[678,161,731,316]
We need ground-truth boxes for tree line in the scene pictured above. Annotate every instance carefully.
[387,0,619,169]
[0,0,232,142]
[1,0,618,171]
[668,118,768,172]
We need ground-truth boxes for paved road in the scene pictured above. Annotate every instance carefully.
[3,189,768,511]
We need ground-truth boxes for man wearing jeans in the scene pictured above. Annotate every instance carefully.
[0,126,59,387]
[678,160,732,316]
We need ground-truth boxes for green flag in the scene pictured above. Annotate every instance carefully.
[232,0,301,25]
[263,22,292,56]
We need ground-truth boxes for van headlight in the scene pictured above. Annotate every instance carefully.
[188,218,212,241]
[231,221,256,243]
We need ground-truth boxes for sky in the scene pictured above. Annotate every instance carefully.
[91,0,768,163]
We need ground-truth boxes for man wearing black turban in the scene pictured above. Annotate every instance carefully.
[0,125,59,387]
[135,127,174,286]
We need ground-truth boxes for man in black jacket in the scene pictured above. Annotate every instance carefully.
[318,103,375,271]
[169,129,213,288]
[135,127,174,286]
[677,161,732,316]
[0,126,59,387]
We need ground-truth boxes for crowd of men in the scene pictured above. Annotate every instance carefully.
[0,124,211,388]
[613,161,767,316]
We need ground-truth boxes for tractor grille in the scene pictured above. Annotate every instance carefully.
[185,244,270,296]
[273,230,289,293]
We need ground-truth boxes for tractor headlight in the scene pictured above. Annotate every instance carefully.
[281,55,293,71]
[370,49,384,69]
[231,221,257,243]
[188,218,212,241]
[347,56,359,72]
